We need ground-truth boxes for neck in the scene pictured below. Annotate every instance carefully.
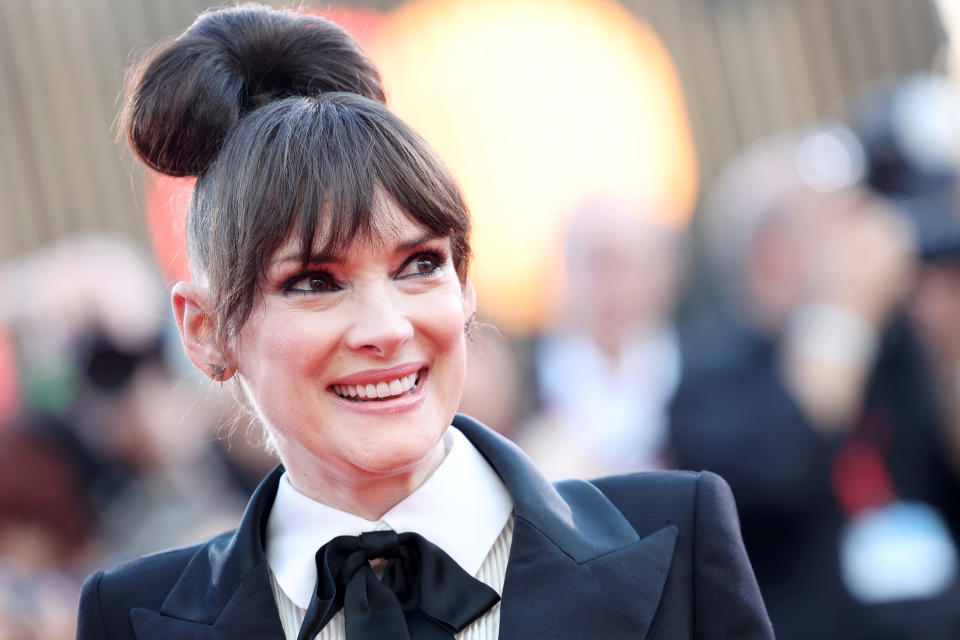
[283,439,447,521]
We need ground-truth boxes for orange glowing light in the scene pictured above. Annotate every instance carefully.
[373,0,697,331]
[145,171,194,285]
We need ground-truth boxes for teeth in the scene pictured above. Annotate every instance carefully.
[334,373,419,401]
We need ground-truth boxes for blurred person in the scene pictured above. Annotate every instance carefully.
[77,6,774,639]
[0,563,79,640]
[910,257,960,467]
[516,198,686,478]
[856,74,960,478]
[0,234,248,565]
[0,423,96,573]
[0,422,97,640]
[671,122,960,640]
[0,234,166,417]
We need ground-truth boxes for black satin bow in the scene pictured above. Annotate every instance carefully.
[297,530,500,640]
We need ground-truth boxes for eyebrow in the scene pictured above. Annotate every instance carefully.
[270,232,442,267]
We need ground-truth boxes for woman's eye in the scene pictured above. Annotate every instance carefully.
[400,252,445,278]
[286,273,339,293]
[415,257,436,273]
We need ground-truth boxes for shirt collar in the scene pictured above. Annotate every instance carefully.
[266,426,514,608]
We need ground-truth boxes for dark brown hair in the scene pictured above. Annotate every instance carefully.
[122,4,471,346]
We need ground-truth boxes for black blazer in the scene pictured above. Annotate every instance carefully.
[77,414,774,639]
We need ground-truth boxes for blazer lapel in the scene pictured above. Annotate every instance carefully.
[129,467,287,640]
[453,414,678,640]
[129,416,677,640]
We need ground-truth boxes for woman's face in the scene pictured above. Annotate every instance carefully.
[231,195,474,500]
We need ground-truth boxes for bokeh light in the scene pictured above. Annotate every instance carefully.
[374,0,696,331]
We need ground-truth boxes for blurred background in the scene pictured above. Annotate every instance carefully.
[2,0,960,638]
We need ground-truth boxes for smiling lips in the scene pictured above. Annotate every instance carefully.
[332,372,420,401]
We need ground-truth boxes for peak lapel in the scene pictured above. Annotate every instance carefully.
[130,466,286,639]
[130,563,284,639]
[452,414,679,640]
[498,520,677,640]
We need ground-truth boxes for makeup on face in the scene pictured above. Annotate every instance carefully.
[230,198,474,509]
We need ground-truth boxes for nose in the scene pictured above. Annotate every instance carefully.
[343,285,414,358]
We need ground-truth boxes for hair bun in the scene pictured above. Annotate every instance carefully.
[122,3,385,177]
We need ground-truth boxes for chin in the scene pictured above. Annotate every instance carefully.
[347,430,445,477]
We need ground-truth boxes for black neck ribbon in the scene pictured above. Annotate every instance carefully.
[297,530,500,640]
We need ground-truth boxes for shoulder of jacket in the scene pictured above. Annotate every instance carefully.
[586,469,703,494]
[95,529,235,596]
[578,470,719,536]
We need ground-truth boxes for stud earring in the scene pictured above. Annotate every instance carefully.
[463,312,477,342]
[208,363,226,381]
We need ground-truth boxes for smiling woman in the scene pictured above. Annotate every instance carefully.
[76,4,774,640]
[226,204,474,520]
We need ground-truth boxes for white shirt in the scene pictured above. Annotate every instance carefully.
[266,426,515,639]
[525,325,681,477]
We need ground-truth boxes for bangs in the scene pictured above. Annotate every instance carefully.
[281,93,472,274]
[195,91,471,340]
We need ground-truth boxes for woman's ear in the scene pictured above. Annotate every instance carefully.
[171,281,234,381]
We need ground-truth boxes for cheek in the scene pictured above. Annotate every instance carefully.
[429,289,468,342]
[417,289,469,376]
[235,312,339,411]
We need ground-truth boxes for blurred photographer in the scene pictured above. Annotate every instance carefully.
[859,75,960,479]
[671,76,960,640]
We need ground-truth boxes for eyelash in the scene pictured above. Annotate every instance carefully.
[401,250,447,278]
[282,249,448,295]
